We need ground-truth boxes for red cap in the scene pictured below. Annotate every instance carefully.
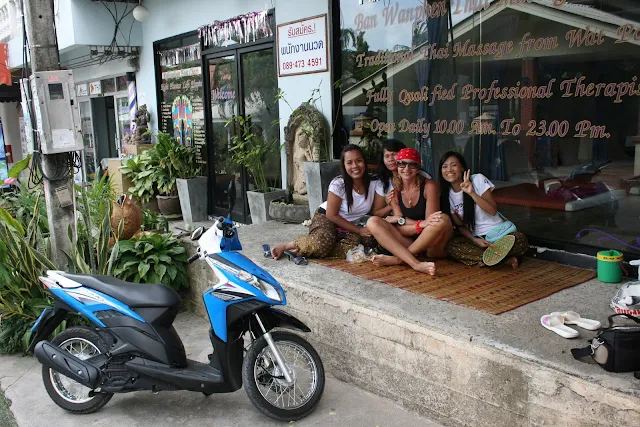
[396,148,421,166]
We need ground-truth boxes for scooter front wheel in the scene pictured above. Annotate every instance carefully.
[242,331,325,421]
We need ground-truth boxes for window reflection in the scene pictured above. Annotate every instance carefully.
[339,0,640,255]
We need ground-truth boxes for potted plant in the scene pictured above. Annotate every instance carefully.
[226,115,285,224]
[176,145,207,226]
[149,132,184,217]
[120,152,159,212]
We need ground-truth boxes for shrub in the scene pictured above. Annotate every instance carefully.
[112,233,189,290]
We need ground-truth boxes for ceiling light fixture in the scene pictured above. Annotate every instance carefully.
[133,1,150,22]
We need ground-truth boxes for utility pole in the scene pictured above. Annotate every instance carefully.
[23,0,74,268]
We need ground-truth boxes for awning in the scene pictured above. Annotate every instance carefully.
[0,83,20,103]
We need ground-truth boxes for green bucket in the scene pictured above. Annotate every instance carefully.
[597,250,624,283]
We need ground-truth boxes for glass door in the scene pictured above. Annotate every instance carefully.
[208,53,243,220]
[205,46,280,223]
[240,47,281,195]
[115,95,131,154]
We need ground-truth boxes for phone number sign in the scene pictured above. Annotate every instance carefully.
[277,14,328,77]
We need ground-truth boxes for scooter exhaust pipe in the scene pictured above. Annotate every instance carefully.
[34,341,103,389]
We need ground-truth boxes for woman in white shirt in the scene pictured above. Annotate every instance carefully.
[439,151,528,269]
[271,144,385,260]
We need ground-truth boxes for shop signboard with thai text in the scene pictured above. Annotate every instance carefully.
[277,14,328,77]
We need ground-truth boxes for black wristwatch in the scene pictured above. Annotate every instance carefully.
[397,217,406,226]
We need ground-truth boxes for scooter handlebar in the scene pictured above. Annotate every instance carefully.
[187,253,200,264]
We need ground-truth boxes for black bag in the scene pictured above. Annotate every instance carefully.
[571,314,640,373]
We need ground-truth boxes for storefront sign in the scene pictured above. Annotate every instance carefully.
[89,81,101,95]
[277,14,328,77]
[76,83,88,97]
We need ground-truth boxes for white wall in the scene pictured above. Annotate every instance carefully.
[274,2,332,188]
[8,0,143,68]
[135,0,333,188]
[69,0,142,50]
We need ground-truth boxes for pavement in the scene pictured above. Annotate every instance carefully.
[0,312,441,427]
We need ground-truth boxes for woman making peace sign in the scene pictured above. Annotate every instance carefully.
[439,151,528,269]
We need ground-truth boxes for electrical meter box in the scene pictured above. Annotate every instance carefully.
[29,70,83,154]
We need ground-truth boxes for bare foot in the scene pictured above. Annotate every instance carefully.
[507,256,519,270]
[271,242,295,260]
[371,254,402,267]
[413,261,436,276]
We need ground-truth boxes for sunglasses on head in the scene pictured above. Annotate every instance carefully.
[397,161,419,168]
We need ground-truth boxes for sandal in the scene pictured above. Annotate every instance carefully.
[540,314,579,339]
[284,250,308,265]
[550,311,601,331]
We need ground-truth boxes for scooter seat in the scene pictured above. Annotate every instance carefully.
[59,273,182,308]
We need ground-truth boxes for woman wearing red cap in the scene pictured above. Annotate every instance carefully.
[366,147,453,275]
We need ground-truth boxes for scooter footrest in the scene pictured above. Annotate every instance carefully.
[125,358,224,391]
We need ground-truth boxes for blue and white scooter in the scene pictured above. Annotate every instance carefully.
[28,217,325,421]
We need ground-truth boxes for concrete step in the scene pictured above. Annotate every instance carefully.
[183,221,640,427]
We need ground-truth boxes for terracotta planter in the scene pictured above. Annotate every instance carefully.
[111,197,142,240]
[157,195,182,217]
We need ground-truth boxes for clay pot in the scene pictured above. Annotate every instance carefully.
[111,195,143,240]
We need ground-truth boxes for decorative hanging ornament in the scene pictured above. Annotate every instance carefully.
[197,10,272,48]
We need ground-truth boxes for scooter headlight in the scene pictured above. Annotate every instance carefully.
[254,278,284,302]
[210,259,282,302]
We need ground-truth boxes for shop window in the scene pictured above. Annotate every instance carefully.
[155,33,206,164]
[116,75,128,92]
[337,0,640,256]
[100,77,116,94]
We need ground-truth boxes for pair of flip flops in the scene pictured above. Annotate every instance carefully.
[540,311,601,339]
[262,244,308,265]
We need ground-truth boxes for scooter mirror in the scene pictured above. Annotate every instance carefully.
[191,226,205,241]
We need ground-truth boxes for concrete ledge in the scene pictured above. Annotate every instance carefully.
[182,221,640,427]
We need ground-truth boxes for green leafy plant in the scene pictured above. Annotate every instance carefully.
[65,212,122,276]
[120,152,157,203]
[148,132,191,196]
[0,182,48,234]
[225,115,282,193]
[141,209,169,233]
[0,200,55,353]
[8,154,32,177]
[113,233,189,291]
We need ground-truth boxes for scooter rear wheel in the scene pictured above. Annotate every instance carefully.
[242,331,325,421]
[42,327,113,414]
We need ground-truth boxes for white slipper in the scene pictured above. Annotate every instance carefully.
[551,311,601,331]
[540,314,579,339]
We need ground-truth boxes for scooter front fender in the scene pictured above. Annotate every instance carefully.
[256,308,311,333]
